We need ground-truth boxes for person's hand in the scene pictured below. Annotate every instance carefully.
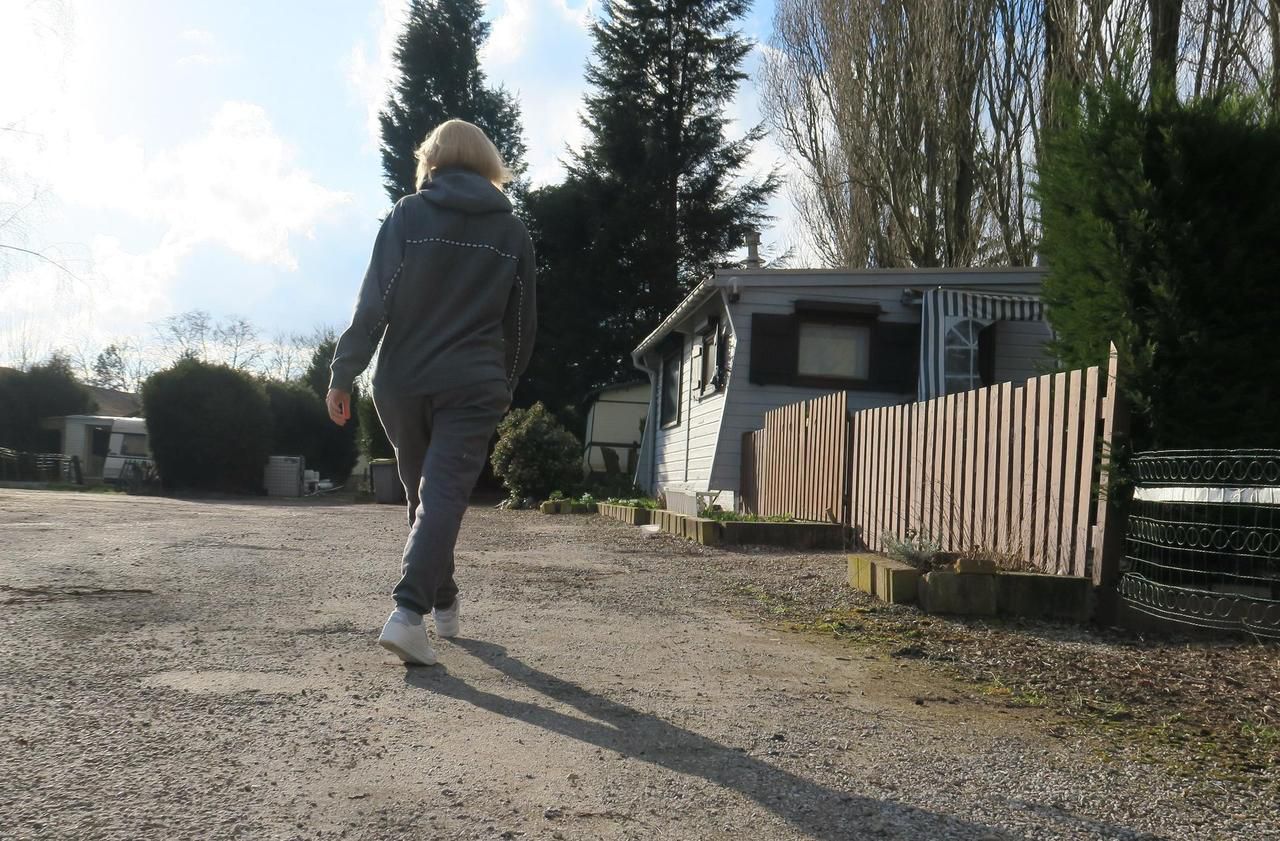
[326,388,351,427]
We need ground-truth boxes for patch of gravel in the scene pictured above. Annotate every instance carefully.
[1,490,1277,840]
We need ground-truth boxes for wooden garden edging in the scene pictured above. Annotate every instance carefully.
[596,504,843,548]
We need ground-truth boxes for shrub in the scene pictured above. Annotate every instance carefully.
[0,356,92,451]
[1037,82,1280,448]
[294,335,361,481]
[265,382,359,483]
[142,358,272,493]
[881,529,941,570]
[490,402,582,501]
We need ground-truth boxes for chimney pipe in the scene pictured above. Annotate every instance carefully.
[745,230,762,268]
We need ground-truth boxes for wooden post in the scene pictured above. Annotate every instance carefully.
[1093,344,1130,598]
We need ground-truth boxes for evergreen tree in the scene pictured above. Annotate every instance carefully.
[1036,81,1280,448]
[379,0,526,203]
[525,0,777,410]
[300,335,362,481]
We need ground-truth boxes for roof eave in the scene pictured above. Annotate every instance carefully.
[630,281,721,364]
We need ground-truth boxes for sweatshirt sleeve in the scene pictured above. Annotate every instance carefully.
[503,230,538,390]
[329,204,406,393]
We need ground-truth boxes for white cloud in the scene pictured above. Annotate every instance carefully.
[0,4,351,367]
[179,28,216,44]
[345,0,408,149]
[483,0,534,65]
[45,102,351,270]
[0,235,183,364]
[176,26,238,67]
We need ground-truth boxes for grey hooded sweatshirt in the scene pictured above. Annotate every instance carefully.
[329,168,536,397]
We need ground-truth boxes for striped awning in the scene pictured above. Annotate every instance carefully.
[918,287,1045,401]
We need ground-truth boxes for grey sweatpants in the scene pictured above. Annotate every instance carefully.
[373,380,509,615]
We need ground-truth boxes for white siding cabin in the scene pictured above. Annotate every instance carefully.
[631,267,1052,510]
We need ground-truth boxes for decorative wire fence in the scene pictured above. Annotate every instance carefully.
[0,448,82,484]
[1121,450,1280,638]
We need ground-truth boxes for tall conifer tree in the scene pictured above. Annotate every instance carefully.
[379,0,526,202]
[525,0,777,409]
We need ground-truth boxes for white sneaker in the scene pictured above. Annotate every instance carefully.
[378,607,437,665]
[434,598,461,639]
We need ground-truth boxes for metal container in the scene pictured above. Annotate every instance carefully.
[264,455,304,497]
[370,459,405,505]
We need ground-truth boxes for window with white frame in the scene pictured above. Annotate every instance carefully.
[943,319,996,394]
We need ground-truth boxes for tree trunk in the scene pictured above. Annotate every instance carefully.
[1148,0,1184,95]
[1044,0,1082,133]
[1271,0,1280,112]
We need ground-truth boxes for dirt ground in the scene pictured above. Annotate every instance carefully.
[1,489,1275,841]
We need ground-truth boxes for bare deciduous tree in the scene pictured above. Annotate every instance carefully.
[763,0,1273,269]
[212,316,264,371]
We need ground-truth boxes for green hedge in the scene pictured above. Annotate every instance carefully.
[265,382,358,483]
[142,359,272,493]
[1038,82,1280,448]
[0,357,91,452]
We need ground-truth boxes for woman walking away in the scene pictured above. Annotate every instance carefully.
[326,119,536,666]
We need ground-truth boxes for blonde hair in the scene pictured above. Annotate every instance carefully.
[414,119,513,190]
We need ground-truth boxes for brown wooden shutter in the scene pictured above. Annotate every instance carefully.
[749,314,798,385]
[870,322,920,393]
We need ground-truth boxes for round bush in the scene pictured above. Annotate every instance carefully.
[490,402,582,501]
[142,358,272,493]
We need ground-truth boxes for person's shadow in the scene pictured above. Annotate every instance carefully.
[404,637,1020,840]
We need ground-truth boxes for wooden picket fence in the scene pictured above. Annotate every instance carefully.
[740,391,849,523]
[740,349,1125,580]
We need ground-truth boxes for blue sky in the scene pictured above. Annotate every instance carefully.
[0,0,793,371]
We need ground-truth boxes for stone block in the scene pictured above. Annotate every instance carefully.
[996,573,1091,622]
[874,558,921,604]
[539,500,560,514]
[919,571,998,616]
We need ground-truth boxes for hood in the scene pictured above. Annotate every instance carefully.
[418,167,512,215]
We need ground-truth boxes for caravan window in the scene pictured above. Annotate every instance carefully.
[661,351,682,428]
[698,319,726,395]
[944,319,996,394]
[798,321,871,381]
[119,433,149,457]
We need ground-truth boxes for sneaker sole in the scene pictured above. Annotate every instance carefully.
[378,637,437,666]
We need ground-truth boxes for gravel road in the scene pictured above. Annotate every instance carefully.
[1,490,1273,840]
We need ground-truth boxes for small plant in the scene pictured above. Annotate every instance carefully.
[702,510,794,523]
[607,497,661,509]
[881,528,941,570]
[548,490,566,501]
[576,492,595,505]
